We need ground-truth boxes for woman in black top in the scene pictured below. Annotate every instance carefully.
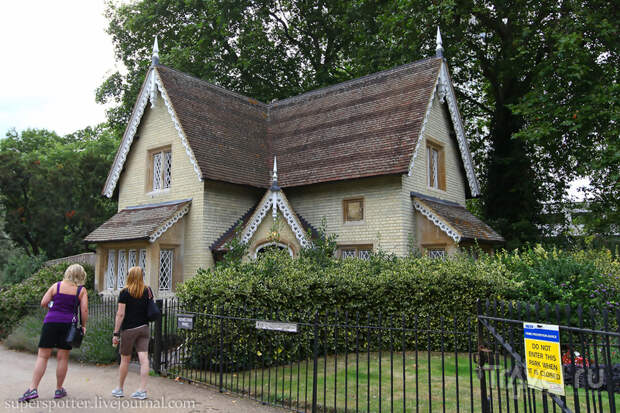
[111,266,152,400]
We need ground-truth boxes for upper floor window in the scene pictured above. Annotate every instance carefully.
[426,140,445,190]
[149,146,171,192]
[343,198,364,223]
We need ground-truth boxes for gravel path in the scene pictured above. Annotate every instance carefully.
[1,345,284,412]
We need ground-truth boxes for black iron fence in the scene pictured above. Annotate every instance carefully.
[154,299,481,413]
[477,300,619,413]
[20,296,619,412]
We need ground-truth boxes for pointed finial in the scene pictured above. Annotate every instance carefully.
[270,156,280,191]
[152,37,159,66]
[436,27,444,58]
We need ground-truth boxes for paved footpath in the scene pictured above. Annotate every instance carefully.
[0,345,283,413]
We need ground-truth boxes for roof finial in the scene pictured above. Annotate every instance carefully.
[152,37,159,66]
[436,27,444,58]
[270,156,280,191]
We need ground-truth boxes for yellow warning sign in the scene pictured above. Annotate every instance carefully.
[523,322,565,396]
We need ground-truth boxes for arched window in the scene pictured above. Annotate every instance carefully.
[254,242,294,258]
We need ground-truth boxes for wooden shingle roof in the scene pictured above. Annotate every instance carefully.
[85,199,191,243]
[411,193,504,244]
[145,57,443,189]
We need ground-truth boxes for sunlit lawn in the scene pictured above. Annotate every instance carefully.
[167,350,619,412]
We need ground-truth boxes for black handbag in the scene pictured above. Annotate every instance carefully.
[146,287,161,321]
[65,285,84,348]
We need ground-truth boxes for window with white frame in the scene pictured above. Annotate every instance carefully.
[426,141,445,190]
[117,249,127,289]
[158,249,174,292]
[427,248,447,259]
[151,147,172,191]
[139,249,147,276]
[105,250,116,290]
[338,245,373,260]
[105,248,147,290]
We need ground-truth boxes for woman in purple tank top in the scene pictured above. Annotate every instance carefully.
[18,264,89,403]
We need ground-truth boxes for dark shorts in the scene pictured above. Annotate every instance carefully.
[120,324,150,356]
[38,322,72,350]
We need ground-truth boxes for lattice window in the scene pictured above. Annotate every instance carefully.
[105,249,116,290]
[428,146,438,188]
[117,250,127,289]
[358,249,372,260]
[138,249,147,276]
[152,152,162,190]
[339,244,373,260]
[428,248,447,259]
[163,151,172,188]
[341,249,357,259]
[159,249,173,292]
[426,141,445,190]
[128,249,137,269]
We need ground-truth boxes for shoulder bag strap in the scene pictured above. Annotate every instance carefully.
[72,286,82,324]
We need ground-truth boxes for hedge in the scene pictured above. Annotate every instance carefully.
[0,263,94,338]
[175,247,619,368]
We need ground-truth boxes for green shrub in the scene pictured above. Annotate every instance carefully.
[177,250,521,366]
[495,245,620,310]
[0,251,46,286]
[0,263,95,338]
[5,307,117,364]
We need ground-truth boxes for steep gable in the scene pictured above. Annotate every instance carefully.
[103,56,480,197]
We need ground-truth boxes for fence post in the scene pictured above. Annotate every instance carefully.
[219,310,224,393]
[477,300,491,413]
[153,299,163,374]
[311,313,319,413]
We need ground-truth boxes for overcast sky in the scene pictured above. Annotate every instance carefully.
[0,0,119,137]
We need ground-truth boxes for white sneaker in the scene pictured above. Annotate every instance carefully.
[131,390,147,400]
[111,388,124,397]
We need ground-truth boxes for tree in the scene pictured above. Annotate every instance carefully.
[99,0,618,247]
[0,126,118,259]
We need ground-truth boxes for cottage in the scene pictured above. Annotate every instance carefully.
[85,30,503,295]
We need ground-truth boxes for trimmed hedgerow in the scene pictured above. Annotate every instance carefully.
[0,263,94,338]
[175,247,618,367]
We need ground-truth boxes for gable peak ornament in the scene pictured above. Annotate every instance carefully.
[270,156,280,191]
[436,27,444,58]
[152,37,160,66]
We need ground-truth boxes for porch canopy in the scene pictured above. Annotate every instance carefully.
[85,199,191,243]
[411,192,503,244]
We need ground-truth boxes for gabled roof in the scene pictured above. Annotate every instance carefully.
[85,199,191,243]
[209,205,318,252]
[411,193,503,244]
[104,57,480,197]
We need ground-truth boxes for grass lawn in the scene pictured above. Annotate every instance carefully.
[168,351,619,412]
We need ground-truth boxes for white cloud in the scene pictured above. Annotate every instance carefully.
[0,0,120,137]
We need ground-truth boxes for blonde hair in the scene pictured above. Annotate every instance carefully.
[125,266,147,298]
[64,264,87,286]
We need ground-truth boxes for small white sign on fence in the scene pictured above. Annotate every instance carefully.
[255,320,298,333]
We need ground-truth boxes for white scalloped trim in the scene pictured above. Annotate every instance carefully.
[103,68,203,198]
[437,64,480,196]
[408,62,480,197]
[241,191,311,248]
[275,197,311,248]
[413,199,461,243]
[149,204,191,243]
